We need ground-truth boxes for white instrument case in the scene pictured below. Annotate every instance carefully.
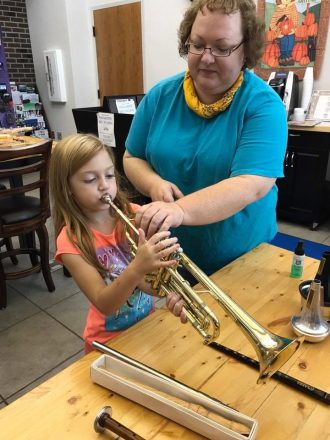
[90,344,258,440]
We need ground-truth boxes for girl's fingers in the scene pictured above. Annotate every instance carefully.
[180,310,188,324]
[159,244,180,259]
[166,292,181,308]
[155,237,178,251]
[148,230,171,244]
[158,258,178,268]
[137,228,146,245]
[166,293,187,324]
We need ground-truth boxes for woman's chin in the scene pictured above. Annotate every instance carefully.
[195,80,226,101]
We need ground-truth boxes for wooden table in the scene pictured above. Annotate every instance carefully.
[0,243,329,439]
[0,135,43,148]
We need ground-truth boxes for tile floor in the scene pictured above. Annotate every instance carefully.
[1,202,330,409]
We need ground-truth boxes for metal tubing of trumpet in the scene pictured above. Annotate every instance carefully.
[100,194,303,382]
[160,281,216,341]
[103,194,139,236]
[162,268,220,341]
[102,193,139,254]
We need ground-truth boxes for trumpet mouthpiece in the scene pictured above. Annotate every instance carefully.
[101,194,112,204]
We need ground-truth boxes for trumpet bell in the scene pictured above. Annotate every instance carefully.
[166,251,303,383]
[257,335,303,382]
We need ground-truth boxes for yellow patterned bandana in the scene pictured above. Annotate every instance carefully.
[183,70,244,118]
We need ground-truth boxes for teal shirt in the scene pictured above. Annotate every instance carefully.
[126,70,287,274]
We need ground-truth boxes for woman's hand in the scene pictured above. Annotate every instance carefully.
[132,229,180,274]
[166,292,187,324]
[123,153,184,202]
[135,202,185,238]
[150,180,184,202]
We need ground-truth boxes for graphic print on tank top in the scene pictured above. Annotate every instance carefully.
[96,242,153,331]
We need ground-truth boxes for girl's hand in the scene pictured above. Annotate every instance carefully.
[132,229,180,274]
[166,292,187,324]
[150,180,184,202]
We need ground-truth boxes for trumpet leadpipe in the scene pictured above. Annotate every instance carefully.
[101,193,138,253]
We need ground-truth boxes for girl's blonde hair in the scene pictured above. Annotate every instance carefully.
[49,133,133,275]
[178,0,265,69]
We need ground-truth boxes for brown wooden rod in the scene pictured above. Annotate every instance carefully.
[94,406,145,440]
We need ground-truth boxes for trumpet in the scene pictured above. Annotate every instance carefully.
[101,194,303,382]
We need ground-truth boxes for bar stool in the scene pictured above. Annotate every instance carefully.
[0,139,55,308]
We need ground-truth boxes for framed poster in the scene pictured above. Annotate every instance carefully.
[255,0,330,80]
[306,89,330,119]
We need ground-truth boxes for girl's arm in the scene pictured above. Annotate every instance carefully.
[61,229,180,316]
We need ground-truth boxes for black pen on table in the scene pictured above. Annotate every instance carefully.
[209,341,330,405]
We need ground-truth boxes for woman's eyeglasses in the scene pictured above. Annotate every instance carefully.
[186,40,244,58]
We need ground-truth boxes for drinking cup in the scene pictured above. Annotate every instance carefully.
[292,107,305,122]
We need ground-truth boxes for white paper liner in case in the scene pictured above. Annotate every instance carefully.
[90,346,258,440]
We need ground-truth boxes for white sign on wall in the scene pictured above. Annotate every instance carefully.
[43,49,67,102]
[97,112,116,147]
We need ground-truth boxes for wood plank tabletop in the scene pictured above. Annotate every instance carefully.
[0,135,43,149]
[289,124,330,133]
[0,243,328,440]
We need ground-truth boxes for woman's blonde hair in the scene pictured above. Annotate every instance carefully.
[178,0,265,68]
[49,133,133,275]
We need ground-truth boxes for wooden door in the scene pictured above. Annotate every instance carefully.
[93,2,143,103]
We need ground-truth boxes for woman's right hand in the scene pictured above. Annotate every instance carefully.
[150,179,184,202]
[123,152,184,202]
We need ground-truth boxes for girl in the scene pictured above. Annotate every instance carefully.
[49,133,181,353]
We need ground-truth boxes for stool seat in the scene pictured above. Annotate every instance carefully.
[0,139,55,308]
[0,195,40,224]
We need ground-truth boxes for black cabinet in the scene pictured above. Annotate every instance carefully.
[276,129,330,230]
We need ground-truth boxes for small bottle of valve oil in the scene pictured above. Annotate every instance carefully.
[290,240,305,278]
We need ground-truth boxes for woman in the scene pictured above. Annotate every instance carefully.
[123,0,287,278]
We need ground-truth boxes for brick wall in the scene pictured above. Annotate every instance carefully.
[0,0,36,86]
